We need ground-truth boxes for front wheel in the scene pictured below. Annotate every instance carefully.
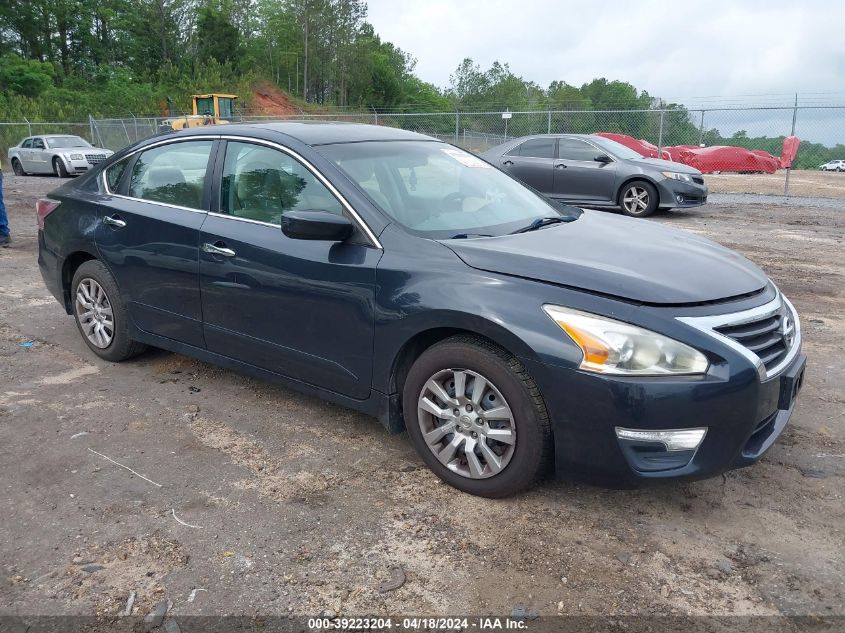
[619,180,659,217]
[403,335,552,497]
[53,157,69,178]
[71,260,146,362]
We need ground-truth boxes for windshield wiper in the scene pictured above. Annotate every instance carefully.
[450,233,494,239]
[509,215,575,235]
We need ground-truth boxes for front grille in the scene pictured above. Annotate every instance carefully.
[85,153,107,165]
[714,308,793,373]
[692,175,705,185]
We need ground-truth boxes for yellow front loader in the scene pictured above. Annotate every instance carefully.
[161,94,238,131]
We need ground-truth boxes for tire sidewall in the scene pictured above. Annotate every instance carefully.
[12,159,25,176]
[71,260,136,362]
[53,158,68,178]
[619,180,659,217]
[403,339,550,497]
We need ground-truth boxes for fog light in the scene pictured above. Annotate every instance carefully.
[615,427,707,451]
[676,194,684,203]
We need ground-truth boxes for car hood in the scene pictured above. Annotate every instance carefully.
[442,210,768,304]
[627,157,701,174]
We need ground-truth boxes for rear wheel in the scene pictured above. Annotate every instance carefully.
[11,159,26,176]
[403,335,552,497]
[71,260,146,362]
[619,180,659,217]
[53,157,69,178]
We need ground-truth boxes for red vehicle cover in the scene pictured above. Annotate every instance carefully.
[780,135,800,169]
[594,133,666,159]
[664,145,698,162]
[675,146,780,174]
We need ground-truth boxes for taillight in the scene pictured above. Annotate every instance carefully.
[36,198,61,230]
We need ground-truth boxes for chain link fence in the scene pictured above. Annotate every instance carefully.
[5,106,844,198]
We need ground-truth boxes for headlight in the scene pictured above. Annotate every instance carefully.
[69,153,83,160]
[542,305,709,376]
[661,171,694,183]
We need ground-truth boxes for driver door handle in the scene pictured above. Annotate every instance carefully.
[502,160,514,166]
[102,215,126,228]
[202,242,236,257]
[555,163,567,169]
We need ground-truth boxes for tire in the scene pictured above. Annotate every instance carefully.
[11,159,26,176]
[53,157,69,178]
[618,180,659,217]
[71,260,146,362]
[402,335,552,497]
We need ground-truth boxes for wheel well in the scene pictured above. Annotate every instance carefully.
[388,327,512,424]
[616,176,658,204]
[61,252,97,312]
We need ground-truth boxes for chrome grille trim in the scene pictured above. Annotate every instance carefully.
[677,291,801,381]
[86,153,108,165]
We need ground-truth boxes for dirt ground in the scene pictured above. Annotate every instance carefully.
[706,169,845,198]
[0,174,843,624]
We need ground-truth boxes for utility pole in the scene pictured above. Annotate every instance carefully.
[784,93,798,196]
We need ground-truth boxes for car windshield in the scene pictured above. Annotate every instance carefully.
[590,136,644,160]
[46,136,92,149]
[319,141,573,238]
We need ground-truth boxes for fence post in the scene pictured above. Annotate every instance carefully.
[784,93,798,197]
[547,109,551,134]
[24,117,32,136]
[371,105,378,125]
[656,109,665,156]
[455,110,459,144]
[698,110,705,146]
[88,115,95,144]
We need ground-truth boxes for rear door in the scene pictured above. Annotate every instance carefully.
[198,139,380,399]
[497,137,556,195]
[95,138,216,348]
[553,138,618,202]
[18,138,34,172]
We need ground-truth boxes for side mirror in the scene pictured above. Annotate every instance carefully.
[282,210,354,241]
[594,154,612,163]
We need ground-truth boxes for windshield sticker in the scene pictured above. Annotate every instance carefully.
[441,147,492,168]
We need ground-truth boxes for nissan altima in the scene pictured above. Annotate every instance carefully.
[36,123,805,497]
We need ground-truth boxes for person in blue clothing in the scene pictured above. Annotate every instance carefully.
[0,158,9,247]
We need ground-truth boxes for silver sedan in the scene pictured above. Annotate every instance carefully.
[8,135,114,177]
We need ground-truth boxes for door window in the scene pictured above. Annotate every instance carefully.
[32,138,45,150]
[220,142,343,226]
[557,138,599,161]
[508,137,556,159]
[128,141,213,209]
[105,157,131,193]
[22,139,32,149]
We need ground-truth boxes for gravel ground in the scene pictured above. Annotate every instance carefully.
[706,170,845,198]
[0,174,843,623]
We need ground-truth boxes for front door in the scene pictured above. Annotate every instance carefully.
[95,139,215,348]
[199,140,379,399]
[498,137,556,195]
[553,138,618,202]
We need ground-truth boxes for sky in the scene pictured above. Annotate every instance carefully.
[365,0,845,109]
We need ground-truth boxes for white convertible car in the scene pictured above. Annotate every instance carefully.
[8,135,114,177]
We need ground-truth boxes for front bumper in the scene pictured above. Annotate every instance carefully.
[656,177,708,208]
[525,348,806,487]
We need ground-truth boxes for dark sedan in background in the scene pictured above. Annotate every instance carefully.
[36,123,802,497]
[482,134,708,217]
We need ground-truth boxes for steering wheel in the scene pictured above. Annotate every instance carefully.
[440,192,464,213]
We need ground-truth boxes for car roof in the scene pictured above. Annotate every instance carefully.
[175,121,436,146]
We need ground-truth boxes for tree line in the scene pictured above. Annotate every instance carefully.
[1,1,840,167]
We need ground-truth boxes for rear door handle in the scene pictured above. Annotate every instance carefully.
[202,242,236,257]
[102,215,126,228]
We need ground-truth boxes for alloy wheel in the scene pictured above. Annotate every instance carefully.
[622,186,650,214]
[417,368,516,479]
[75,278,115,348]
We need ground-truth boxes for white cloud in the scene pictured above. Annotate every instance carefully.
[365,0,845,105]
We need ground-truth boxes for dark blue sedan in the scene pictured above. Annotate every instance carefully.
[36,123,805,497]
